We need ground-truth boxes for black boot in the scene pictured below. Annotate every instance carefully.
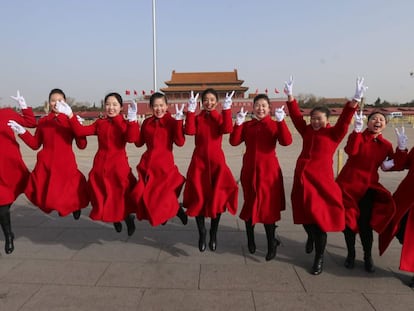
[195,216,206,252]
[363,254,375,273]
[209,214,221,251]
[124,214,136,236]
[311,226,327,275]
[113,222,122,233]
[303,224,314,254]
[72,209,81,220]
[360,227,375,273]
[264,223,278,261]
[245,220,256,254]
[409,275,414,288]
[343,227,356,269]
[176,204,188,225]
[0,205,14,254]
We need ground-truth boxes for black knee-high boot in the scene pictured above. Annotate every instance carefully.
[176,204,188,225]
[245,219,256,254]
[209,214,221,251]
[303,224,314,254]
[360,227,375,272]
[0,205,14,254]
[264,223,279,261]
[343,226,356,269]
[311,225,327,275]
[195,216,206,252]
[124,214,136,236]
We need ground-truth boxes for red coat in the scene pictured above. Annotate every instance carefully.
[336,130,396,236]
[0,108,36,205]
[379,148,414,271]
[183,109,238,218]
[69,115,138,222]
[19,113,89,216]
[229,115,292,225]
[287,99,356,232]
[131,113,186,226]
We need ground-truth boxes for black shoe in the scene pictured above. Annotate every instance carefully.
[177,206,188,225]
[311,255,324,275]
[5,232,14,254]
[265,238,279,261]
[125,215,136,236]
[247,239,256,254]
[72,210,81,220]
[113,222,122,233]
[409,276,414,288]
[364,256,375,273]
[305,236,314,254]
[199,229,207,252]
[209,230,217,251]
[344,255,355,269]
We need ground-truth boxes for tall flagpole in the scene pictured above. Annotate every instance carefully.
[152,0,157,91]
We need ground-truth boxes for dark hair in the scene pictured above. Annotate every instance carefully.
[253,94,271,106]
[201,88,218,102]
[48,88,66,101]
[310,106,331,118]
[149,92,167,107]
[367,111,387,121]
[104,92,123,106]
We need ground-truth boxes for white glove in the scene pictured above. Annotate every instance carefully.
[223,91,235,110]
[236,107,248,126]
[56,100,73,116]
[7,120,26,135]
[127,100,138,122]
[10,90,27,109]
[283,76,294,96]
[381,159,394,171]
[353,77,368,102]
[353,110,365,133]
[275,106,286,122]
[76,115,85,125]
[188,91,199,113]
[395,127,408,150]
[175,104,185,120]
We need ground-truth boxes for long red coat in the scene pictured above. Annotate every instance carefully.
[0,108,36,205]
[229,115,292,225]
[131,113,185,226]
[183,109,238,218]
[379,147,414,271]
[69,114,138,222]
[19,113,89,216]
[287,99,356,232]
[336,130,396,238]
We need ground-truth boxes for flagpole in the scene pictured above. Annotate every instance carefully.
[152,0,158,91]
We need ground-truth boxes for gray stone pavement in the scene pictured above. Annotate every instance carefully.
[1,120,414,310]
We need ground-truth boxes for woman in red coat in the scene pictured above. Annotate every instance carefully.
[336,111,398,273]
[285,76,360,274]
[57,93,138,236]
[230,94,292,261]
[379,130,414,287]
[183,89,238,252]
[131,92,187,226]
[2,91,36,254]
[9,89,89,220]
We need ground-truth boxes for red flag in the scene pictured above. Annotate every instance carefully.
[150,90,154,94]
[125,90,130,95]
[265,88,268,94]
[134,90,138,95]
[274,88,280,94]
[255,88,258,94]
[142,90,146,95]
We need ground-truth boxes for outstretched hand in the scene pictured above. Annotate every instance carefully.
[10,90,27,109]
[188,91,199,113]
[223,91,235,110]
[236,107,248,125]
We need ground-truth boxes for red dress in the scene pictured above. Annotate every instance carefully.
[0,108,36,205]
[336,130,396,237]
[183,109,238,218]
[379,147,414,271]
[287,99,356,232]
[229,115,292,225]
[69,115,138,222]
[19,113,89,216]
[131,113,185,226]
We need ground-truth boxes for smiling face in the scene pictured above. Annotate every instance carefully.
[105,96,122,117]
[49,92,65,114]
[151,97,168,118]
[253,98,270,120]
[367,113,386,136]
[310,110,328,130]
[202,92,218,111]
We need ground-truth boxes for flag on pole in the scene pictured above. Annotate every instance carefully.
[150,90,154,94]
[142,90,146,95]
[125,90,131,95]
[255,88,258,95]
[134,90,138,96]
[265,88,268,94]
[274,88,280,94]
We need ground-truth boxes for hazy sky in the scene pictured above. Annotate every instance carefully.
[1,0,413,107]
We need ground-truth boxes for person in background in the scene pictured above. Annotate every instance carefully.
[183,89,238,252]
[131,92,187,227]
[230,93,292,260]
[2,91,36,254]
[285,76,361,274]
